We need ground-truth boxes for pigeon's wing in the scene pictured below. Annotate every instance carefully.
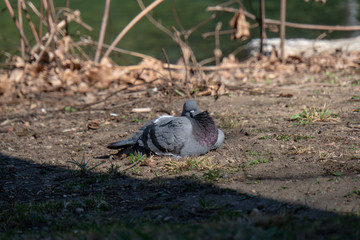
[211,129,224,150]
[107,115,173,149]
[140,117,192,155]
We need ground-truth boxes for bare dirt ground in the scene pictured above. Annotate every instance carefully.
[1,70,360,238]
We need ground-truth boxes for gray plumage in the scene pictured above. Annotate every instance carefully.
[181,99,201,118]
[107,100,224,157]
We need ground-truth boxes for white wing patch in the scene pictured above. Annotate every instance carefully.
[153,115,173,124]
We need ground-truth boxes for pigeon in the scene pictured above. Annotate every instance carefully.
[107,100,224,157]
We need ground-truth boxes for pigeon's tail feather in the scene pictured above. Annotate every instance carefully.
[107,139,136,149]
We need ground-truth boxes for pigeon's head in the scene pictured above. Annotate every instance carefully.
[182,100,201,118]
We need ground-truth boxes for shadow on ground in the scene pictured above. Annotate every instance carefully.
[1,153,359,239]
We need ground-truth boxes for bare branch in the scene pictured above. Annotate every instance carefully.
[161,48,173,81]
[81,38,159,61]
[214,22,222,66]
[47,0,57,23]
[163,63,247,71]
[39,0,44,37]
[207,6,360,31]
[102,0,164,61]
[172,0,185,32]
[20,0,40,44]
[4,0,30,47]
[94,0,110,63]
[41,0,54,33]
[173,27,189,83]
[35,28,56,65]
[17,0,26,58]
[137,0,173,39]
[259,0,265,55]
[186,13,217,37]
[280,0,286,62]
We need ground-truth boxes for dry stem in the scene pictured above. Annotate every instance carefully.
[214,22,222,66]
[17,0,25,59]
[137,0,173,38]
[161,48,173,81]
[172,0,185,33]
[4,0,30,47]
[39,0,44,37]
[41,0,53,33]
[102,0,164,60]
[26,1,47,29]
[35,28,56,65]
[20,0,40,44]
[82,39,158,61]
[94,0,111,63]
[207,6,360,31]
[173,27,189,83]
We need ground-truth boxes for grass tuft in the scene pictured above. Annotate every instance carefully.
[276,134,291,141]
[202,169,222,182]
[290,105,338,125]
[107,163,121,176]
[128,151,146,164]
[68,153,104,174]
[164,156,215,173]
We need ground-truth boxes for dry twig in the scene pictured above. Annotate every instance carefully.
[280,0,286,62]
[102,0,164,60]
[17,0,26,59]
[81,39,158,61]
[137,0,173,38]
[20,0,40,44]
[173,27,189,84]
[4,0,30,47]
[207,6,360,32]
[214,22,222,66]
[161,48,173,81]
[94,0,111,63]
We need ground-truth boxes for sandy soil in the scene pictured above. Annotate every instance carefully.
[1,71,360,227]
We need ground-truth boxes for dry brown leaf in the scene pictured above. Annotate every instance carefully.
[87,120,100,130]
[9,69,24,83]
[55,36,71,60]
[100,57,114,67]
[229,8,250,40]
[127,85,148,92]
[14,56,25,68]
[269,47,278,63]
[143,157,156,167]
[279,93,293,98]
[198,89,212,96]
[216,83,225,95]
[267,24,279,33]
[87,66,134,87]
[0,74,13,98]
[48,75,62,88]
[234,72,245,79]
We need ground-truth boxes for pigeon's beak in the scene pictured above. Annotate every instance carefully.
[190,110,195,118]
